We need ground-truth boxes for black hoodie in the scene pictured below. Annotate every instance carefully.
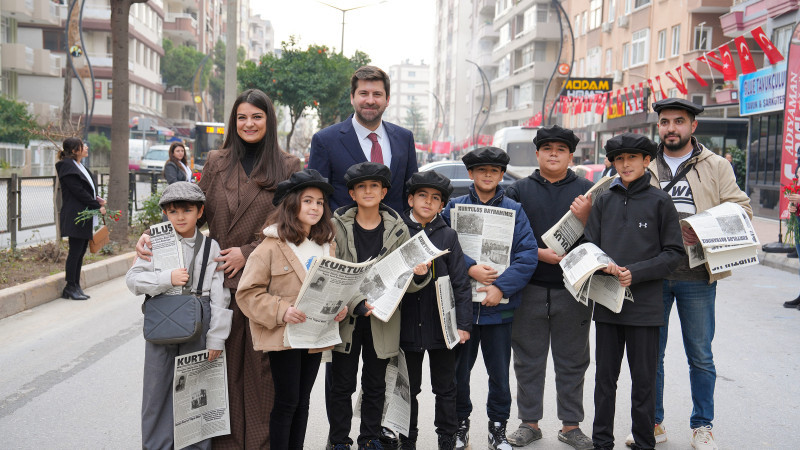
[506,169,594,288]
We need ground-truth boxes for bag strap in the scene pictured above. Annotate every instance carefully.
[662,163,694,193]
[192,236,213,296]
[181,234,205,295]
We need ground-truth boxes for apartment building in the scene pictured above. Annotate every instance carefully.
[561,0,754,162]
[386,60,430,136]
[246,15,273,62]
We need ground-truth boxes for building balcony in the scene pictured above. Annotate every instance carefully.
[687,0,734,13]
[493,22,560,61]
[721,0,800,37]
[28,102,61,126]
[165,0,199,14]
[491,61,557,92]
[1,0,34,22]
[478,22,499,42]
[32,0,61,25]
[1,43,35,74]
[164,13,199,42]
[477,0,496,16]
[476,52,499,68]
[164,86,194,104]
[33,49,62,77]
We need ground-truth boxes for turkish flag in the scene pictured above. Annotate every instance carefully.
[665,69,689,95]
[595,92,608,115]
[682,62,708,87]
[698,47,737,82]
[751,26,785,65]
[734,36,757,74]
[648,78,665,101]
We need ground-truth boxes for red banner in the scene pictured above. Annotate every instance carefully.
[431,141,452,154]
[734,35,757,74]
[751,26,785,65]
[780,23,800,219]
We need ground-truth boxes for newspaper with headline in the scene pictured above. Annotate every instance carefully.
[679,202,760,274]
[560,243,633,313]
[173,350,231,449]
[150,221,185,295]
[355,350,411,436]
[451,204,515,304]
[542,175,616,256]
[435,276,460,350]
[284,257,373,349]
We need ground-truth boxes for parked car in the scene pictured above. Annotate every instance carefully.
[139,144,171,174]
[419,160,520,198]
[573,164,608,183]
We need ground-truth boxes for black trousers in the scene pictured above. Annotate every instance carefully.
[403,348,458,442]
[592,323,659,450]
[269,349,322,449]
[65,237,89,286]
[327,316,390,446]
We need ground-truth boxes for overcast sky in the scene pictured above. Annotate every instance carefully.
[250,0,435,71]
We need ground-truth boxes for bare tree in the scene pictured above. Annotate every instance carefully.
[109,0,148,242]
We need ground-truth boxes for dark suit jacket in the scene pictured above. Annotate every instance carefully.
[197,148,301,289]
[309,115,418,212]
[56,159,101,239]
[164,161,188,184]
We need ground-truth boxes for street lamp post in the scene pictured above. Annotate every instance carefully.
[466,59,491,147]
[317,1,387,54]
[428,90,446,140]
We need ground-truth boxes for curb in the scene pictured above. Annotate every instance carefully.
[0,251,136,321]
[758,250,799,275]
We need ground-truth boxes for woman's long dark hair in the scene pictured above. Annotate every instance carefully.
[59,137,83,161]
[261,188,334,246]
[223,89,291,189]
[167,142,188,166]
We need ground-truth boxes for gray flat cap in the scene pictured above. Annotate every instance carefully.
[159,181,205,207]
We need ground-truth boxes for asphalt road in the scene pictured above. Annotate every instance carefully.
[1,263,798,449]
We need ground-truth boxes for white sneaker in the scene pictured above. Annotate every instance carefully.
[625,423,667,447]
[691,425,718,450]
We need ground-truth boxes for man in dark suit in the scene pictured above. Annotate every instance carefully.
[309,65,418,213]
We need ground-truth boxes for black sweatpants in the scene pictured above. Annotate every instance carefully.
[268,349,322,449]
[592,323,659,450]
[327,316,390,446]
[404,348,458,443]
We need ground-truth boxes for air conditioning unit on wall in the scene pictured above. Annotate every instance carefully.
[602,22,613,33]
[617,15,629,28]
[613,70,623,83]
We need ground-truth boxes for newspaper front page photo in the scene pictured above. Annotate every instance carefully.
[173,350,231,449]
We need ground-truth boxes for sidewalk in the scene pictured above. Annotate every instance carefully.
[751,216,800,274]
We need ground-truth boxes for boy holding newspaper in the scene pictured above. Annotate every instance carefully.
[583,134,684,450]
[442,147,538,450]
[399,171,472,449]
[327,162,430,449]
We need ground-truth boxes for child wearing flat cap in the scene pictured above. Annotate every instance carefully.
[327,161,431,449]
[398,171,473,449]
[126,181,232,450]
[442,147,538,450]
[582,134,685,450]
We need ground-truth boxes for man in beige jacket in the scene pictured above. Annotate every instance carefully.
[641,98,751,450]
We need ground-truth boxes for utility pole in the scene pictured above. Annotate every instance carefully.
[224,0,238,118]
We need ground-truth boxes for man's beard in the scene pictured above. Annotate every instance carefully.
[663,134,691,151]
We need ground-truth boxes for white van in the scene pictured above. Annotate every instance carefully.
[492,126,540,178]
[129,139,148,171]
[140,144,171,174]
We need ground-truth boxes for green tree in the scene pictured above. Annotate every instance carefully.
[238,37,370,149]
[161,39,211,91]
[0,96,37,145]
[403,102,429,144]
[87,132,111,154]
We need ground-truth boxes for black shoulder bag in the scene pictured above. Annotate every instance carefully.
[662,163,695,192]
[142,236,212,345]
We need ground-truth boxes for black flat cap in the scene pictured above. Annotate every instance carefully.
[604,133,658,161]
[273,169,334,206]
[652,98,704,115]
[159,181,205,207]
[344,162,392,189]
[462,146,510,170]
[406,171,454,201]
[533,124,580,153]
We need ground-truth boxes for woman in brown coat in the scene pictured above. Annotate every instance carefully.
[138,89,300,448]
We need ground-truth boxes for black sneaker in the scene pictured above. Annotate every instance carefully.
[488,421,512,450]
[379,427,400,449]
[455,418,470,450]
[784,296,800,308]
[359,439,385,450]
[438,433,456,450]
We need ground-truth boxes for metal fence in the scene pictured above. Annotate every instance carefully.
[1,172,166,250]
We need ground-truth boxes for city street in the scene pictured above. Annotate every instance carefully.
[0,263,798,449]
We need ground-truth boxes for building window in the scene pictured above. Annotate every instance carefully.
[626,0,651,12]
[519,81,533,107]
[587,47,601,77]
[622,42,630,69]
[671,25,681,57]
[496,90,508,112]
[574,14,581,35]
[605,48,613,74]
[498,23,511,46]
[43,30,65,52]
[772,25,793,62]
[693,24,711,51]
[498,54,511,79]
[589,0,602,30]
[536,3,551,22]
[607,0,615,22]
[408,71,416,77]
[631,29,649,66]
[533,80,545,101]
[691,94,705,105]
[579,58,585,77]
[657,29,666,60]
[582,11,588,35]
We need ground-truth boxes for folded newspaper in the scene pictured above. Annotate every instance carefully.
[542,175,616,256]
[150,221,185,296]
[451,204,515,304]
[355,350,411,436]
[173,350,231,449]
[435,276,460,350]
[284,232,447,349]
[679,202,759,274]
[559,243,633,313]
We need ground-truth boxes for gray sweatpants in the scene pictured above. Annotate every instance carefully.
[512,284,592,425]
[142,298,212,450]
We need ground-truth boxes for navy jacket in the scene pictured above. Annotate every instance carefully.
[442,185,538,325]
[584,172,685,326]
[400,213,472,351]
[56,159,101,240]
[309,115,418,213]
[506,169,593,288]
